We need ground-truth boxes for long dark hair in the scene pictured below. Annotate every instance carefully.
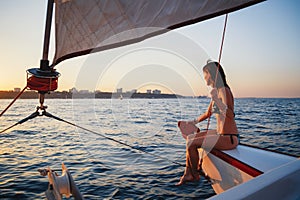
[203,61,229,89]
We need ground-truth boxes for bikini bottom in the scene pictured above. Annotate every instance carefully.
[218,133,240,144]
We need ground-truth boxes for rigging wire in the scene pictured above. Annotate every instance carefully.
[0,108,216,182]
[0,110,40,134]
[42,111,187,167]
[206,14,229,132]
[0,71,59,118]
[196,14,229,179]
[0,13,230,185]
[0,86,27,118]
[0,109,185,167]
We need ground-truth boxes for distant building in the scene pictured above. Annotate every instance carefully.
[117,88,123,94]
[131,89,137,93]
[69,87,78,93]
[153,89,161,94]
[79,90,89,94]
[146,89,151,94]
[14,88,21,92]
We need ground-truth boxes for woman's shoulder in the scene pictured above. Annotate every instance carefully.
[218,87,234,101]
[218,86,232,95]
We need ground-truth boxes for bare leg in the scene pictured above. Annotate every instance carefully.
[176,130,238,186]
[176,140,201,185]
[185,132,211,176]
[187,142,200,177]
[176,161,200,185]
[176,131,210,186]
[187,132,238,174]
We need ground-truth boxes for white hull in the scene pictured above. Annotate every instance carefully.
[209,158,300,200]
[199,144,299,197]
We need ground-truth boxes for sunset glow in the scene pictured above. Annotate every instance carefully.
[0,0,299,98]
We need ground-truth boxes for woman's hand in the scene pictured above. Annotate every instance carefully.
[186,119,198,125]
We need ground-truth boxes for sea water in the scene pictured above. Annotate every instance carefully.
[0,98,299,199]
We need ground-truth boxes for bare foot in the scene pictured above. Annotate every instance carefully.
[175,174,200,186]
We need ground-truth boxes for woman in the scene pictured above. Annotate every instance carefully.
[176,61,239,186]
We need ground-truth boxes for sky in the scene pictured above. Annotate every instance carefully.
[0,0,299,98]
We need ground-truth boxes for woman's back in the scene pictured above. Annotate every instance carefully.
[216,87,238,134]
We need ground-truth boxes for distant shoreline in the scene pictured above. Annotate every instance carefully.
[0,90,207,99]
[1,91,298,99]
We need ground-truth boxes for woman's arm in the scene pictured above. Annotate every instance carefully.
[211,88,228,116]
[192,101,213,124]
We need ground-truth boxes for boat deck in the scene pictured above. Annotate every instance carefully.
[200,144,299,195]
[221,144,297,173]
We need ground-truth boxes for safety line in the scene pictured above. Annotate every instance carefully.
[1,108,217,183]
[43,111,186,167]
[0,86,27,117]
[0,111,40,134]
[45,112,218,182]
[206,14,229,132]
[218,14,228,66]
[1,109,185,167]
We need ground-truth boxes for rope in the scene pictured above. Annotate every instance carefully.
[218,14,228,67]
[1,74,58,118]
[206,14,228,132]
[27,76,58,92]
[0,86,27,118]
[42,111,186,167]
[0,111,40,134]
[1,108,216,182]
[195,14,229,182]
[1,109,185,166]
[43,112,216,182]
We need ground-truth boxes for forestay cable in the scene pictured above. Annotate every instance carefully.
[0,86,27,118]
[206,14,229,132]
[0,109,184,167]
[1,108,216,182]
[44,111,215,182]
[43,111,186,167]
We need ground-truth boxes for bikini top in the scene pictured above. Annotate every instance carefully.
[211,103,220,114]
[212,103,236,119]
[211,95,236,117]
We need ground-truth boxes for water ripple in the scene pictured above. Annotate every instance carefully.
[0,98,299,199]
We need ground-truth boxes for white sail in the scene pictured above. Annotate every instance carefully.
[53,0,264,66]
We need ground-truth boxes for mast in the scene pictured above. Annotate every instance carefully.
[26,0,59,110]
[38,0,56,109]
[1,0,57,117]
[41,0,54,71]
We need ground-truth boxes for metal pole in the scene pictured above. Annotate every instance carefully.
[39,0,54,109]
[40,0,54,71]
